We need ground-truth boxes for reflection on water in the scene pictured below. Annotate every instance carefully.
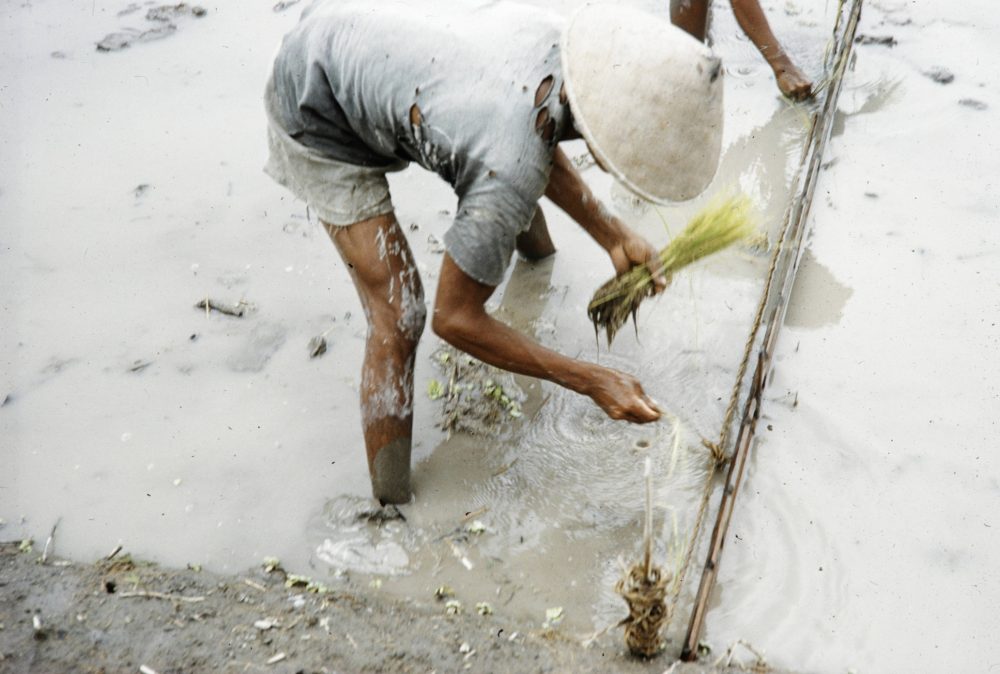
[832,75,903,137]
[784,249,854,328]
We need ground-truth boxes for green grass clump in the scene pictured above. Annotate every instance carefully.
[588,194,757,345]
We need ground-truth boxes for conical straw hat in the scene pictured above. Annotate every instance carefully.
[561,3,724,203]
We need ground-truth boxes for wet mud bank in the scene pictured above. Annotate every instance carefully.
[0,542,791,674]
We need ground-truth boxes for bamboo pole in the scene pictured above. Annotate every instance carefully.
[680,0,865,660]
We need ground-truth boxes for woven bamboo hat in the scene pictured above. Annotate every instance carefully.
[561,3,724,203]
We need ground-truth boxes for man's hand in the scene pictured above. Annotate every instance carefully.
[608,234,668,293]
[773,60,813,101]
[581,365,662,423]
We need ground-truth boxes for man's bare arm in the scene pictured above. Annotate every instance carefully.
[432,254,661,424]
[729,0,812,100]
[545,147,667,289]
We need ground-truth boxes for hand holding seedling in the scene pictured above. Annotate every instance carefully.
[609,234,669,294]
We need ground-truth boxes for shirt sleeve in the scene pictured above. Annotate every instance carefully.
[443,176,539,287]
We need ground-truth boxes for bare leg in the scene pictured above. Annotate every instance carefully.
[515,206,556,260]
[671,0,709,41]
[324,212,426,505]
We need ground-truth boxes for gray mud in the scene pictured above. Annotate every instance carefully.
[0,542,788,674]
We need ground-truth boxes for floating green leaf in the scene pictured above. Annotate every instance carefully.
[427,379,446,400]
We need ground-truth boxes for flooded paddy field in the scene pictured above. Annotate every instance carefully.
[2,0,998,672]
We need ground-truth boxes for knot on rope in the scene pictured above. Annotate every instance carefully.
[700,437,729,468]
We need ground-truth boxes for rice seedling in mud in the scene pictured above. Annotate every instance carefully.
[616,458,670,658]
[588,194,757,345]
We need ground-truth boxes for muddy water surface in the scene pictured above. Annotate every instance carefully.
[5,1,991,672]
[1,0,816,636]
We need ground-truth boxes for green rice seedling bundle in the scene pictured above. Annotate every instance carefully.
[588,194,757,345]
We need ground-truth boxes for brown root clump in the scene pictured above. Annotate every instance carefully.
[616,561,671,657]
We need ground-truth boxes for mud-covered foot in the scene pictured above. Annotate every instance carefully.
[356,503,407,526]
[370,437,413,506]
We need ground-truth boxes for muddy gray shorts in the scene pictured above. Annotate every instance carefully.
[263,78,408,226]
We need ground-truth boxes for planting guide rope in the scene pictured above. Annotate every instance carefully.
[619,0,865,659]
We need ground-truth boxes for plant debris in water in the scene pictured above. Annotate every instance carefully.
[543,606,564,627]
[428,346,524,435]
[588,194,757,345]
[96,4,206,52]
[194,297,254,318]
[307,335,327,358]
[434,585,455,601]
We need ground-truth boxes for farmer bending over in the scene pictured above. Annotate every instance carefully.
[265,1,724,504]
[671,0,812,100]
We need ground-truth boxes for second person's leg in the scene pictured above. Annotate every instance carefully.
[515,206,557,261]
[671,0,709,41]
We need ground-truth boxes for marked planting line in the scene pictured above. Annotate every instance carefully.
[679,0,866,661]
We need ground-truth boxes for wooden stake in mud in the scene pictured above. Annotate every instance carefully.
[680,0,865,660]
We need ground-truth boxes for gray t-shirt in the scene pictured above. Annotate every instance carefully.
[270,0,570,285]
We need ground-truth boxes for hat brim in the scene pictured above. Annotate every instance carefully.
[561,4,724,203]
